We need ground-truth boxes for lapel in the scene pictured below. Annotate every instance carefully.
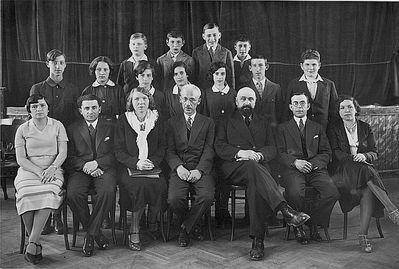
[200,44,212,63]
[287,119,303,150]
[338,121,350,153]
[262,80,276,101]
[305,120,317,150]
[314,80,327,101]
[188,113,205,145]
[78,120,92,150]
[176,51,187,62]
[231,111,255,146]
[176,115,189,146]
[95,119,108,150]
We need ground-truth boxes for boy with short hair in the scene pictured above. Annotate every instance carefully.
[283,49,338,131]
[192,23,234,90]
[157,30,194,92]
[117,32,159,94]
[233,36,252,88]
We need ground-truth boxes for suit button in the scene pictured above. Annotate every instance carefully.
[221,93,225,96]
[237,145,241,148]
[221,110,225,114]
[102,100,106,103]
[252,146,256,149]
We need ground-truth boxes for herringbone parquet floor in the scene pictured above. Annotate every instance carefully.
[1,175,399,269]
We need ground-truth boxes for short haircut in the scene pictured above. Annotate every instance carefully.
[172,61,189,75]
[207,61,228,81]
[88,56,114,76]
[26,94,49,113]
[134,60,155,77]
[251,55,268,64]
[130,32,148,45]
[290,91,310,103]
[46,49,65,62]
[166,30,185,42]
[181,84,201,98]
[77,94,101,108]
[126,87,156,111]
[203,22,219,33]
[336,94,361,116]
[301,49,321,63]
[234,35,251,46]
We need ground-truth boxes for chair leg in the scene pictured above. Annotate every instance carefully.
[111,195,117,245]
[122,207,128,246]
[20,216,25,254]
[72,213,79,247]
[285,226,291,240]
[343,212,348,240]
[206,207,214,241]
[323,226,331,242]
[63,201,70,250]
[230,189,236,241]
[265,225,270,238]
[159,210,166,243]
[1,177,8,200]
[376,218,384,238]
[166,207,172,241]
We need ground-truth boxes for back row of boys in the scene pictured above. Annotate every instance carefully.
[118,22,338,131]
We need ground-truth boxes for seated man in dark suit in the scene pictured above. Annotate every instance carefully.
[66,94,116,257]
[214,87,310,261]
[167,84,215,247]
[276,92,339,245]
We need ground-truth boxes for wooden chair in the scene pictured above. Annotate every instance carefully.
[343,212,384,240]
[285,186,331,242]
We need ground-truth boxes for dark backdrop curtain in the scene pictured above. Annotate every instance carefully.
[2,0,399,106]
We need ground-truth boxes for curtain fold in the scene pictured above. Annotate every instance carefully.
[2,0,399,106]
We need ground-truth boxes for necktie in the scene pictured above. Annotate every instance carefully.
[187,116,192,131]
[299,119,305,136]
[88,124,97,158]
[244,116,251,127]
[88,124,95,137]
[256,81,263,96]
[209,48,214,59]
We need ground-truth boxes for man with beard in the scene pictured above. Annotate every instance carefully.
[214,87,310,261]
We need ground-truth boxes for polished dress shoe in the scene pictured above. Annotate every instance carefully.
[82,234,95,257]
[95,232,109,249]
[54,219,64,235]
[293,226,308,245]
[41,217,54,235]
[249,237,264,261]
[102,217,111,229]
[178,228,190,247]
[281,205,310,227]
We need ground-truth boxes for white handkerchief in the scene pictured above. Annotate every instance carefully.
[104,136,110,141]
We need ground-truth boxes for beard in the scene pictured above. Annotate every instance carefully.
[239,105,253,117]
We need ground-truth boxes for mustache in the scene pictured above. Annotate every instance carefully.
[239,105,253,117]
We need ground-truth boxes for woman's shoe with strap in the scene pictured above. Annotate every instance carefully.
[388,209,399,225]
[358,235,373,253]
[128,232,141,251]
[24,242,38,264]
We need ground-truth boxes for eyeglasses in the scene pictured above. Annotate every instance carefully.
[30,103,47,110]
[291,101,307,108]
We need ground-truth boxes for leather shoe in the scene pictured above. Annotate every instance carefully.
[128,233,141,251]
[309,225,322,242]
[41,217,54,235]
[95,232,109,249]
[249,237,264,261]
[178,227,190,247]
[102,217,111,229]
[281,205,310,227]
[54,219,64,235]
[293,226,308,245]
[82,234,95,257]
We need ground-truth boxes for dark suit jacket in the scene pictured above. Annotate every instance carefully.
[214,111,276,179]
[66,118,115,173]
[234,59,252,89]
[327,119,378,171]
[156,51,195,91]
[114,113,166,170]
[276,119,331,170]
[283,76,338,131]
[244,79,282,125]
[192,44,235,90]
[166,113,215,174]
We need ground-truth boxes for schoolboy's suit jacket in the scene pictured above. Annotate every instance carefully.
[234,59,252,89]
[156,51,195,91]
[214,110,276,180]
[66,118,115,173]
[283,76,339,131]
[192,44,235,90]
[244,79,283,125]
[276,118,331,171]
[166,113,215,174]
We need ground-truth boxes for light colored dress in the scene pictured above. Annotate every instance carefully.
[14,117,68,215]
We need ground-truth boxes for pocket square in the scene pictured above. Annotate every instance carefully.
[313,135,319,139]
[104,136,110,141]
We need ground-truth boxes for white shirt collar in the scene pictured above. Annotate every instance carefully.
[233,54,251,62]
[294,116,307,127]
[127,54,148,63]
[184,112,196,122]
[252,77,266,87]
[212,84,230,94]
[206,44,217,52]
[92,79,115,87]
[172,82,190,95]
[299,74,323,83]
[148,86,155,96]
[86,118,98,129]
[169,51,181,58]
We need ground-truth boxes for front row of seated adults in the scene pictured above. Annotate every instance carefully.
[14,86,399,264]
